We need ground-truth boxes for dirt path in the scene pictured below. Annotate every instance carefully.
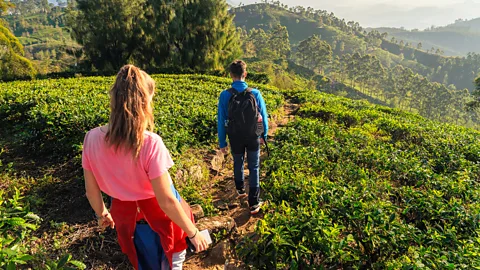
[184,100,299,270]
[0,99,299,270]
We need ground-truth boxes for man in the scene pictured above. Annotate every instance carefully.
[217,60,269,215]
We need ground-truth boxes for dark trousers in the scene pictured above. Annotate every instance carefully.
[229,137,261,206]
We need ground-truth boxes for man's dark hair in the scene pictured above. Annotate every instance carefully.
[229,60,247,78]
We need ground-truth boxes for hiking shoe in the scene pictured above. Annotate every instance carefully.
[236,189,248,199]
[249,201,264,215]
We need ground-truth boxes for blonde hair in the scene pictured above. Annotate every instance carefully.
[105,65,156,158]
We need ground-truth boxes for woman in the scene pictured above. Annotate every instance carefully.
[82,65,208,269]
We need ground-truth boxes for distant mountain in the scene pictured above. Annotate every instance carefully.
[240,0,480,30]
[232,3,479,91]
[443,17,480,33]
[227,0,237,7]
[373,17,480,57]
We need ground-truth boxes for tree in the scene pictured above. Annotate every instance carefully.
[0,21,36,80]
[467,77,480,110]
[417,43,422,50]
[296,35,332,74]
[245,25,290,60]
[0,0,13,15]
[67,0,147,71]
[339,41,345,53]
[164,0,241,70]
[68,0,240,72]
[269,24,290,59]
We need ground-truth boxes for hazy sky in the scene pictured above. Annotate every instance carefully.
[239,0,480,29]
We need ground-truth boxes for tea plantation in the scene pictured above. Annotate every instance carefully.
[1,74,480,269]
[239,89,480,269]
[0,74,283,268]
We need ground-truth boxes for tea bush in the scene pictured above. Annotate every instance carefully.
[0,74,284,156]
[0,74,284,268]
[240,92,480,269]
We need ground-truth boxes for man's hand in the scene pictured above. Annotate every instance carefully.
[221,147,229,154]
[260,138,266,145]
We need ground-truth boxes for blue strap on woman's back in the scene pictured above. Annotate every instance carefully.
[135,184,182,269]
[135,224,165,270]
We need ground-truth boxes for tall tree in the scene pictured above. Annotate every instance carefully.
[67,0,147,71]
[467,77,480,110]
[0,6,36,80]
[244,25,290,60]
[268,24,290,59]
[296,35,332,74]
[0,0,13,15]
[166,0,241,71]
[67,0,240,72]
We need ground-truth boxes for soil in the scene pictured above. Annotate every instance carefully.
[0,100,299,270]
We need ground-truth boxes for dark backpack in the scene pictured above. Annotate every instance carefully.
[226,88,264,139]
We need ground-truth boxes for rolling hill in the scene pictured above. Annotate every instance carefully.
[3,2,79,73]
[2,73,480,269]
[374,17,480,57]
[232,4,480,91]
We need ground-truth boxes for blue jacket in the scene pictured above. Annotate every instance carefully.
[217,81,269,148]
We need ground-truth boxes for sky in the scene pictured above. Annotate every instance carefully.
[238,0,480,29]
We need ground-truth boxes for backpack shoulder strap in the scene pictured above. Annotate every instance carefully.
[227,88,238,96]
[246,87,254,92]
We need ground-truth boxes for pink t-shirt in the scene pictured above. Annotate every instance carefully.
[82,127,174,201]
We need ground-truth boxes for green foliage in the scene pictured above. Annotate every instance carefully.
[0,74,283,157]
[66,0,147,71]
[0,188,40,268]
[68,0,241,72]
[380,39,480,91]
[314,48,476,128]
[239,89,480,269]
[44,254,86,270]
[0,0,13,16]
[164,0,242,71]
[240,25,291,60]
[0,23,36,80]
[233,3,479,93]
[294,34,332,74]
[3,1,80,74]
[467,76,480,110]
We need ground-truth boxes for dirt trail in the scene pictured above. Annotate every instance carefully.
[0,100,299,270]
[184,100,299,270]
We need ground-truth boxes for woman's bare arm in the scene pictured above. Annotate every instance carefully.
[84,169,108,217]
[151,172,208,251]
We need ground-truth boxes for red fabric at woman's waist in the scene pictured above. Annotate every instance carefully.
[109,197,194,269]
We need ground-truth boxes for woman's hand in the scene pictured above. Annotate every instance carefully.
[151,172,211,253]
[84,169,113,230]
[189,230,209,252]
[98,213,115,230]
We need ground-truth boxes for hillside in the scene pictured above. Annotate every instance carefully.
[374,25,480,57]
[233,4,365,50]
[242,86,480,268]
[1,74,480,268]
[0,74,284,269]
[3,3,80,74]
[448,17,480,32]
[232,4,480,92]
